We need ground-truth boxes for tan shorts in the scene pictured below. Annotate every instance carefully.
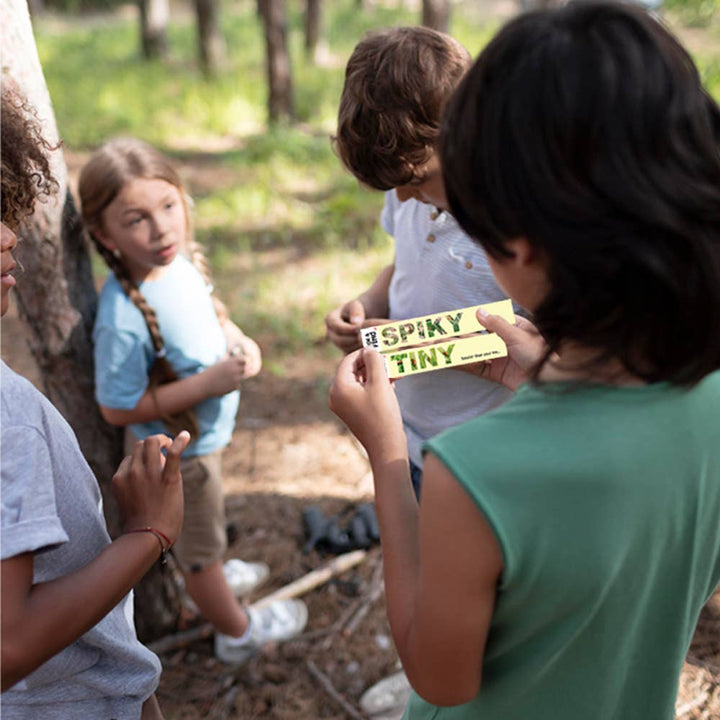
[124,431,227,572]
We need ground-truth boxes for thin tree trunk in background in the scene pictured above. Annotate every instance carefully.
[304,0,326,63]
[260,0,294,123]
[194,0,226,77]
[1,0,182,643]
[422,0,450,32]
[138,0,169,60]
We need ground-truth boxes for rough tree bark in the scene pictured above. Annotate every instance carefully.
[138,0,169,60]
[259,0,294,123]
[1,0,182,643]
[422,0,450,33]
[194,0,226,77]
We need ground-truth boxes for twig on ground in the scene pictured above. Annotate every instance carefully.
[318,594,367,652]
[675,691,708,718]
[208,679,241,720]
[306,659,369,720]
[148,623,214,655]
[343,554,385,637]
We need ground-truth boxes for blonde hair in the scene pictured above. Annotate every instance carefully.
[79,138,212,438]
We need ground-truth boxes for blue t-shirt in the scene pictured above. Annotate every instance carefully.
[93,255,239,456]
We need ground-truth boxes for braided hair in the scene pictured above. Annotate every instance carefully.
[78,138,214,438]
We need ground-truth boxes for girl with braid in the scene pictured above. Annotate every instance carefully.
[78,138,307,664]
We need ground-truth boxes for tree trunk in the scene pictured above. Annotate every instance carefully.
[304,0,325,63]
[422,0,450,32]
[259,0,294,123]
[138,0,169,60]
[1,0,181,643]
[194,0,225,77]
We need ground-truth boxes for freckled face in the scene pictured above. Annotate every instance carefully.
[1,223,19,317]
[96,178,187,282]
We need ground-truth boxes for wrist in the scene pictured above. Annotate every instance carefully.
[365,431,408,469]
[125,526,173,565]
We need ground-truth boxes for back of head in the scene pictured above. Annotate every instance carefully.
[336,25,470,190]
[442,0,720,384]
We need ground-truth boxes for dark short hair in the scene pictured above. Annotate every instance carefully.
[336,26,470,190]
[441,1,720,385]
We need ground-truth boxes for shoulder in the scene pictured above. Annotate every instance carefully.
[1,362,51,429]
[171,254,206,284]
[426,384,559,464]
[150,255,209,299]
[96,275,136,321]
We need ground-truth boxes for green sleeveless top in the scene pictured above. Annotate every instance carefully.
[407,372,720,720]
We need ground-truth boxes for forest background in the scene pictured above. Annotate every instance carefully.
[2,0,720,717]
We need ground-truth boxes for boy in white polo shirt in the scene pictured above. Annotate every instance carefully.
[326,26,512,497]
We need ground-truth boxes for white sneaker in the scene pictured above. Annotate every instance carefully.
[214,599,309,665]
[223,558,270,597]
[360,671,412,720]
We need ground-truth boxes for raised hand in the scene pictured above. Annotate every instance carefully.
[329,348,407,465]
[325,299,368,354]
[460,312,545,391]
[112,431,190,546]
[202,353,249,395]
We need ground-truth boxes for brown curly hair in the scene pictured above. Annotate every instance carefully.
[335,26,471,191]
[1,88,58,229]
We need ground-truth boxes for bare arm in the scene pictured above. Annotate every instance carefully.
[1,433,189,690]
[100,355,247,427]
[329,349,502,705]
[325,263,395,354]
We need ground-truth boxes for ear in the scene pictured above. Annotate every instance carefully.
[504,236,541,268]
[91,225,114,251]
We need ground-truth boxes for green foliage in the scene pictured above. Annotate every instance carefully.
[32,0,720,364]
[666,0,719,26]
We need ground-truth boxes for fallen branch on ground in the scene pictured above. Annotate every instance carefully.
[343,554,385,637]
[253,550,367,608]
[147,550,367,655]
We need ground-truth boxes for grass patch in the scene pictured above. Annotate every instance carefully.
[33,0,720,369]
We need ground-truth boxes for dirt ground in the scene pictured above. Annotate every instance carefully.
[2,305,719,720]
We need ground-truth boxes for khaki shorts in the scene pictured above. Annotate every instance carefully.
[124,431,227,572]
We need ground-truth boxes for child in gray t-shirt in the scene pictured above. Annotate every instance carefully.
[1,86,187,719]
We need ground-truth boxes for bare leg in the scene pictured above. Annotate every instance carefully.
[141,694,165,720]
[183,560,250,637]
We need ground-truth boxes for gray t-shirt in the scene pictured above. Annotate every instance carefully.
[382,192,513,467]
[1,361,161,719]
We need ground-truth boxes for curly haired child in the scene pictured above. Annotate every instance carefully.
[1,85,189,720]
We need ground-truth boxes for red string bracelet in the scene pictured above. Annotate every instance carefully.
[126,527,172,565]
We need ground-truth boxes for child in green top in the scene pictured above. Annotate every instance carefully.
[330,3,720,719]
